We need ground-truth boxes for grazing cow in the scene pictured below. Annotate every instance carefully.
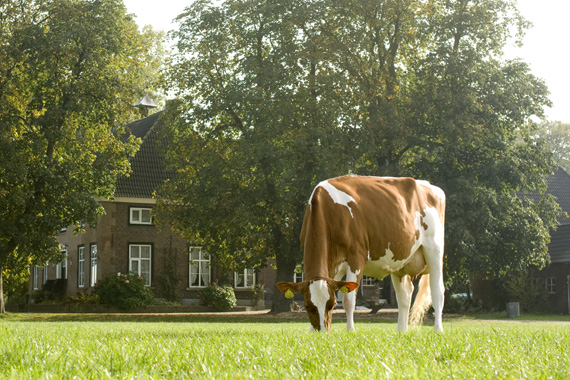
[276,175,445,332]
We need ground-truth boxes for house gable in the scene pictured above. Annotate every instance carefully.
[115,111,170,199]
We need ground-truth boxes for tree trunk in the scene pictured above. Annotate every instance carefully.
[270,255,298,313]
[0,266,5,314]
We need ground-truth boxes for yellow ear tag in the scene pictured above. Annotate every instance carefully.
[339,285,349,294]
[285,289,295,298]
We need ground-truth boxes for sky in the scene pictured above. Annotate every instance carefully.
[123,0,570,123]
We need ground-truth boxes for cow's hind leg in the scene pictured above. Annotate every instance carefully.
[424,247,444,332]
[391,274,414,332]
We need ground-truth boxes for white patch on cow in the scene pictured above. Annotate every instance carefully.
[417,180,446,204]
[363,243,406,279]
[347,266,359,282]
[363,206,443,281]
[421,206,445,247]
[335,262,348,277]
[309,280,330,331]
[309,180,356,218]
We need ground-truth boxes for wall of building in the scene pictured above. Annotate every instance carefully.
[535,262,570,314]
[29,200,278,307]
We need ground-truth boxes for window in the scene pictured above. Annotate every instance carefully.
[43,266,48,284]
[235,268,255,288]
[130,207,153,225]
[129,244,152,286]
[361,276,376,286]
[189,246,210,288]
[78,246,85,288]
[90,244,98,287]
[32,266,39,290]
[293,265,304,283]
[546,277,556,294]
[56,246,68,280]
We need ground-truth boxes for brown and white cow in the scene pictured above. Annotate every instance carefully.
[276,175,445,332]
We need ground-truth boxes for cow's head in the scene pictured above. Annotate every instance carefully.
[276,278,359,332]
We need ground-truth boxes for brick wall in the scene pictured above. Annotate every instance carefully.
[30,199,279,307]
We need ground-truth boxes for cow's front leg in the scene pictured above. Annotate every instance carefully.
[342,266,360,332]
[343,290,356,332]
[391,274,414,332]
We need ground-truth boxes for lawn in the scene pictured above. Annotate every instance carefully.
[1,313,569,379]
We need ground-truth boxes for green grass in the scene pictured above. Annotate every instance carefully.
[1,314,569,379]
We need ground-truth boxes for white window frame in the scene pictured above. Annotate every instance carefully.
[189,246,210,288]
[78,246,85,288]
[234,268,256,288]
[361,275,376,286]
[90,244,98,287]
[56,246,68,280]
[293,265,304,283]
[546,277,556,294]
[130,207,153,225]
[129,244,153,286]
[43,265,48,284]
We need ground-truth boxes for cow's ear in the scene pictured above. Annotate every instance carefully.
[331,280,359,294]
[276,282,306,298]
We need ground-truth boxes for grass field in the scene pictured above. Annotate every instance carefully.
[1,313,569,379]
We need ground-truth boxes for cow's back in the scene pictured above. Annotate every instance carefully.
[301,175,445,278]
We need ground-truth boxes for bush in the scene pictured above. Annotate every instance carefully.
[505,270,551,313]
[200,284,237,311]
[95,273,154,310]
[67,291,100,305]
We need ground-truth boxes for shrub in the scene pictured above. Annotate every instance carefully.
[95,272,154,310]
[250,284,265,305]
[504,270,551,313]
[67,291,100,305]
[200,284,237,311]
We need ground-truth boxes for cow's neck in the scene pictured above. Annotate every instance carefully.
[303,242,332,280]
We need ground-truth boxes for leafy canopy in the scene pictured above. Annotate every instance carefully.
[159,0,559,309]
[0,0,164,312]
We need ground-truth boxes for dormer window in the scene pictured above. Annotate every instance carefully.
[130,207,152,225]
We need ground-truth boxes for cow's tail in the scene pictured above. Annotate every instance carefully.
[410,274,432,327]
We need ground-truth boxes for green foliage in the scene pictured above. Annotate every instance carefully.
[2,267,29,305]
[158,250,182,303]
[95,273,154,310]
[0,0,165,313]
[66,291,100,305]
[200,284,237,311]
[504,270,551,313]
[159,0,559,311]
[250,284,265,304]
[537,121,570,174]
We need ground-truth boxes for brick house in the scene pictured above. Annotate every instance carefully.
[29,112,276,307]
[529,167,570,314]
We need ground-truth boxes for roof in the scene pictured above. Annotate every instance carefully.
[115,112,170,199]
[522,167,570,226]
[548,224,570,263]
[525,167,570,263]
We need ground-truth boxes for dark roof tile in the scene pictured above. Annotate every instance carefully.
[115,112,171,198]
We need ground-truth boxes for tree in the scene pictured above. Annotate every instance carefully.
[158,0,352,311]
[316,0,559,293]
[0,0,164,313]
[160,0,559,311]
[537,121,570,174]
